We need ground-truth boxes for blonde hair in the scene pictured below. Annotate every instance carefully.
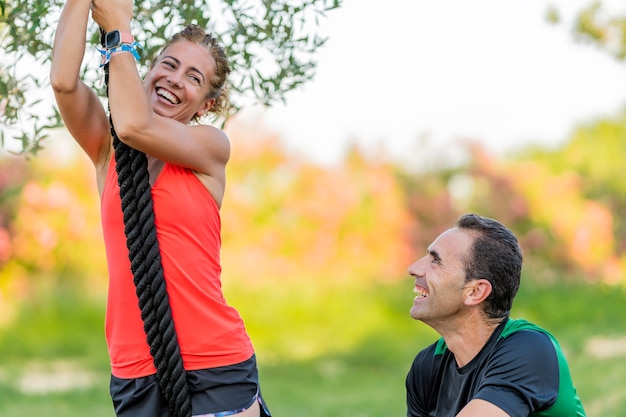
[160,24,231,119]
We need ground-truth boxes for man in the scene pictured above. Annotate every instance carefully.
[406,213,586,417]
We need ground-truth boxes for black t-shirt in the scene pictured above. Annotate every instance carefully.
[406,318,586,417]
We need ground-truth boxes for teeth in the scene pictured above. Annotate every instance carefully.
[414,287,429,298]
[157,88,180,104]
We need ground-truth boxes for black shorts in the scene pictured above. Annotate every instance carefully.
[110,354,271,417]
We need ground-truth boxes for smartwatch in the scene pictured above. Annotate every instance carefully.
[104,30,134,49]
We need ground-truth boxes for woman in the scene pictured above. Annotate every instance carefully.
[50,1,271,416]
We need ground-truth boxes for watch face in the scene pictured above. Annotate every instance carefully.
[106,31,121,49]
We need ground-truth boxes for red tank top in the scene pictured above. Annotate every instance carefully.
[101,156,254,378]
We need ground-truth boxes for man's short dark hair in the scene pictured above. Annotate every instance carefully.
[457,213,523,319]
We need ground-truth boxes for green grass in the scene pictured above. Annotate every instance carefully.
[0,279,624,416]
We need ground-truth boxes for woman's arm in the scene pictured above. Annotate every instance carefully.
[91,0,230,181]
[50,0,111,168]
[103,52,230,177]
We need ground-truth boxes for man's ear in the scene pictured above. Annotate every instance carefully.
[196,98,216,117]
[463,279,492,307]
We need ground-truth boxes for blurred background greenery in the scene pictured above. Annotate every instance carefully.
[1,107,626,415]
[2,0,626,416]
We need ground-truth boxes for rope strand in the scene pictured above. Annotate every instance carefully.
[101,28,192,417]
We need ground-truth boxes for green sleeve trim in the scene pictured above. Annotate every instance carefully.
[434,337,447,355]
[502,319,586,417]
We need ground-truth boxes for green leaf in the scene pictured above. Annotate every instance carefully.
[1,0,344,154]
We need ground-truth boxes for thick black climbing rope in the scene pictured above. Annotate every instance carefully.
[101,30,191,417]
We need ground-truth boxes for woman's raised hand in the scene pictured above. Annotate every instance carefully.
[91,0,133,32]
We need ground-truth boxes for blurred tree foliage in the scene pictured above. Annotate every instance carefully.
[1,108,626,329]
[0,147,107,325]
[0,0,341,154]
[548,0,626,61]
[443,110,626,285]
[220,123,413,287]
[2,1,626,330]
[0,156,29,325]
[517,111,626,283]
[0,156,29,274]
[394,164,459,260]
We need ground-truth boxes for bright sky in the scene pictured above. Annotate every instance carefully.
[243,0,626,167]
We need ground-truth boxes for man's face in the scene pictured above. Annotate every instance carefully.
[407,228,475,326]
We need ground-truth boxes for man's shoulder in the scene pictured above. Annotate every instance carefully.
[501,318,553,338]
[493,318,560,365]
[499,318,559,348]
[410,338,447,369]
[420,337,447,357]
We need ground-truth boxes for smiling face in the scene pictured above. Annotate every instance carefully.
[407,228,476,327]
[143,40,216,123]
